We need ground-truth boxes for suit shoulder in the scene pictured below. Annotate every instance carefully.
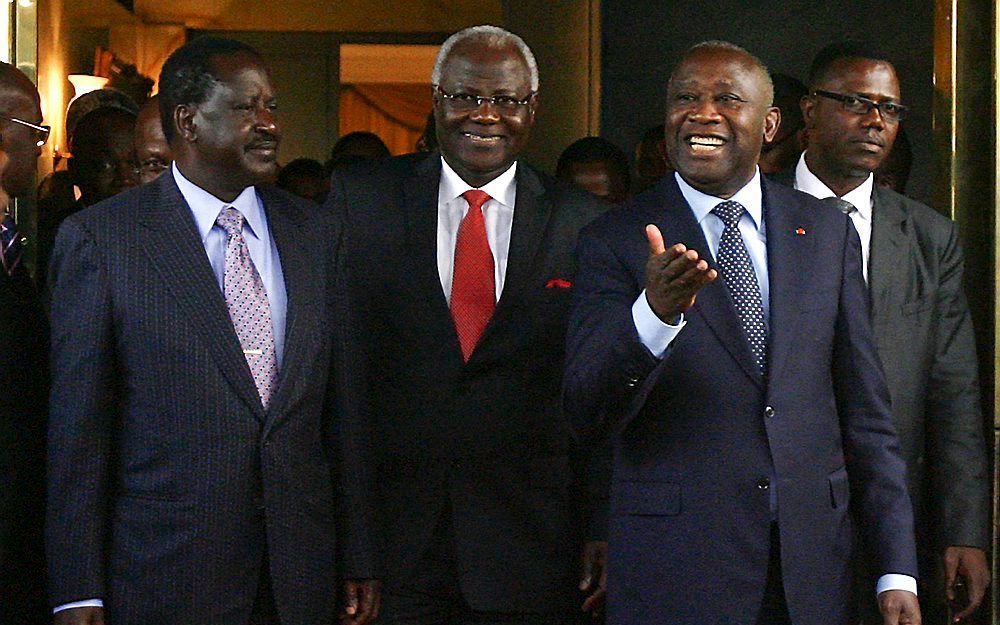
[332,152,429,186]
[878,187,955,228]
[61,184,148,235]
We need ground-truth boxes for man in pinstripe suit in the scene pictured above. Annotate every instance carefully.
[46,37,380,625]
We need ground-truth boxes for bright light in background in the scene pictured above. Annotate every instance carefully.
[0,0,10,64]
[17,0,33,8]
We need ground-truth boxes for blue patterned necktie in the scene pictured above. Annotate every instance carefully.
[711,200,767,372]
[1,212,23,276]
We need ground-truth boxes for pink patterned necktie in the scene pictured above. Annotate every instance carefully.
[450,189,495,362]
[216,206,279,407]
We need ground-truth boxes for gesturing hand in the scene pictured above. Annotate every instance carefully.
[644,224,717,323]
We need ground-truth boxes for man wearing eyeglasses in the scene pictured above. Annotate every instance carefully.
[792,41,990,624]
[0,61,49,625]
[326,24,608,625]
[134,94,173,185]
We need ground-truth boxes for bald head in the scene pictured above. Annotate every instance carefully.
[0,62,42,198]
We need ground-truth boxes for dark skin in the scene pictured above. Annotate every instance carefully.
[57,52,380,625]
[433,40,537,188]
[649,46,921,625]
[802,58,901,197]
[0,64,43,198]
[804,57,989,622]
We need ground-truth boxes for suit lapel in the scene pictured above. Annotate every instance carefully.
[137,175,265,420]
[258,188,319,431]
[404,154,467,362]
[868,187,908,320]
[476,164,552,350]
[658,177,764,388]
[763,180,816,388]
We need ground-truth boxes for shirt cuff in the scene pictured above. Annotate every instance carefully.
[876,574,918,597]
[632,289,685,359]
[54,599,104,614]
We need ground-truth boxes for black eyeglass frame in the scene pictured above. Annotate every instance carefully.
[811,90,909,122]
[433,85,536,113]
[0,114,51,147]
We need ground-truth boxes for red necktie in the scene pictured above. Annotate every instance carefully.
[450,189,495,362]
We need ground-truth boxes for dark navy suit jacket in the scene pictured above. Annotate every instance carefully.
[46,173,377,625]
[564,175,918,625]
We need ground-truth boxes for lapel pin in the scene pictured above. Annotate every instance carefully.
[795,227,806,236]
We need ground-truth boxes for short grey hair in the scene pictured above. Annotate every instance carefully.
[677,40,774,105]
[432,25,539,92]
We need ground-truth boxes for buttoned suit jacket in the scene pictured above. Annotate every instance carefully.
[0,259,48,622]
[326,152,607,613]
[868,186,988,554]
[564,175,918,625]
[46,172,377,625]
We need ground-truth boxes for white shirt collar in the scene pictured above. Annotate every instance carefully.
[675,168,765,231]
[795,151,873,221]
[172,163,265,243]
[439,156,518,209]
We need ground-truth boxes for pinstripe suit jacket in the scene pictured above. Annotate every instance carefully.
[46,172,377,625]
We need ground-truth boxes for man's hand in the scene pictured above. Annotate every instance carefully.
[644,225,716,323]
[579,540,607,615]
[340,578,381,625]
[879,589,921,625]
[944,545,991,621]
[53,607,105,625]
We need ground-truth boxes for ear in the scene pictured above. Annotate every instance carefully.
[174,104,197,143]
[526,92,539,122]
[762,106,780,143]
[800,93,816,129]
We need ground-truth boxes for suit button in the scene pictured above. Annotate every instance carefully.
[756,478,770,490]
[764,406,775,418]
[626,375,640,388]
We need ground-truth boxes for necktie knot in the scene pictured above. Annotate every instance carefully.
[216,206,245,237]
[462,189,492,213]
[712,200,746,228]
[826,197,857,215]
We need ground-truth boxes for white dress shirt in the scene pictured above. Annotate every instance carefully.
[53,165,289,615]
[437,157,517,303]
[794,152,874,282]
[632,169,768,357]
[631,168,916,598]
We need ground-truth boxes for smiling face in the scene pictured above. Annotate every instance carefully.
[664,46,778,198]
[434,40,536,187]
[802,58,901,196]
[182,52,280,200]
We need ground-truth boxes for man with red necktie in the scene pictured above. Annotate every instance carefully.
[326,24,608,625]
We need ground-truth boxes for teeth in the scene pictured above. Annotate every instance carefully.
[463,132,501,143]
[689,136,724,146]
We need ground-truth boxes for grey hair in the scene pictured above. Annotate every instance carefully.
[432,25,539,91]
[679,40,774,105]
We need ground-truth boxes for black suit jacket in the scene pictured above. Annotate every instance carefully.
[327,152,607,612]
[46,173,377,625]
[565,176,917,625]
[0,261,48,622]
[868,185,988,552]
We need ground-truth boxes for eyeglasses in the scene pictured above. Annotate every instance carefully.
[134,158,170,177]
[812,90,908,122]
[0,114,50,147]
[434,85,535,114]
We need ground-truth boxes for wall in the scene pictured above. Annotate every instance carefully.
[600,0,935,205]
[504,0,600,173]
